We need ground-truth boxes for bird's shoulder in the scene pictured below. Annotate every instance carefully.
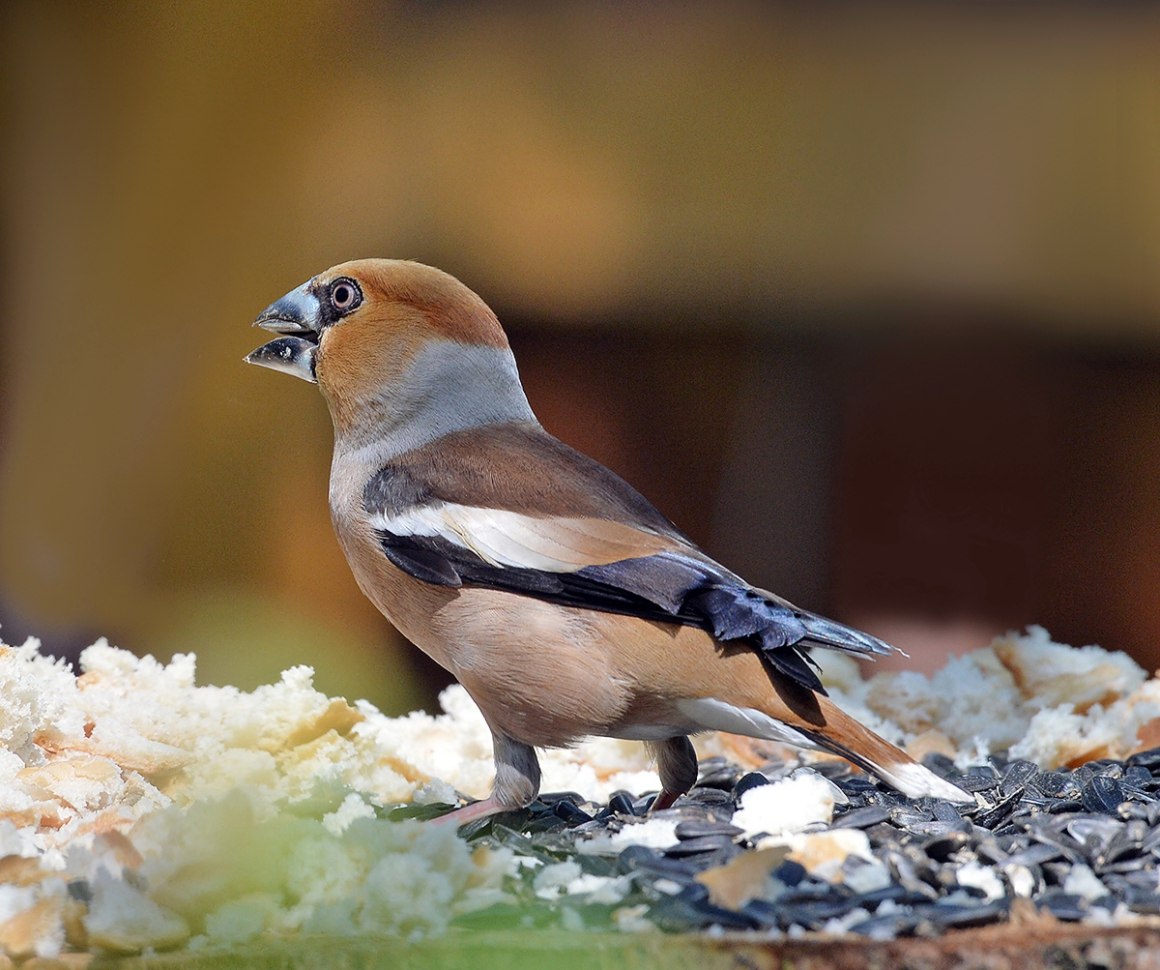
[362,421,685,540]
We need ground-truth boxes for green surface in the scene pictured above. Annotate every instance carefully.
[93,922,1160,970]
[97,932,727,970]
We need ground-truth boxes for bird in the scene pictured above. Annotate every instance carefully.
[245,259,971,824]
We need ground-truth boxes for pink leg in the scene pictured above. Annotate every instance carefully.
[429,796,508,827]
[646,736,698,813]
[649,789,681,812]
[429,732,541,828]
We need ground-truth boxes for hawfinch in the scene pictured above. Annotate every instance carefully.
[246,259,970,823]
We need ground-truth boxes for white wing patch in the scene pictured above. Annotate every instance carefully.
[371,502,669,572]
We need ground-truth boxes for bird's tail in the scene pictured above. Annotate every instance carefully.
[686,688,974,804]
[797,694,973,803]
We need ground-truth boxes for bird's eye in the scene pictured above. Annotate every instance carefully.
[328,278,362,314]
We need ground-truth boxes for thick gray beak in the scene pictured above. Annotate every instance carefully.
[244,282,322,384]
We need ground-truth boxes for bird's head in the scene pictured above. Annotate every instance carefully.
[247,259,533,444]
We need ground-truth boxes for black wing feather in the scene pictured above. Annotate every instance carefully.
[382,541,463,587]
[376,531,839,693]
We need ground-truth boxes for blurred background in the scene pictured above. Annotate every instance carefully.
[2,2,1159,714]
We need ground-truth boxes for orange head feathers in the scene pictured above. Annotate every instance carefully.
[247,259,530,441]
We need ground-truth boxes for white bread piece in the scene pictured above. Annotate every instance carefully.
[822,625,1156,769]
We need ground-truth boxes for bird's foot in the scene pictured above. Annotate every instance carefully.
[429,795,508,827]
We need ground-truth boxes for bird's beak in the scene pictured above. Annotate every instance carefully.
[244,282,322,384]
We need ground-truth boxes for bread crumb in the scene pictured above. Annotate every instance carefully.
[695,847,789,909]
[825,625,1160,770]
[733,770,836,837]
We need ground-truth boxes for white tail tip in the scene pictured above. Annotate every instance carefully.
[883,761,975,804]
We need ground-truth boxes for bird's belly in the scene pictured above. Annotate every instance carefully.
[337,536,638,745]
[431,588,643,747]
[603,722,696,741]
[418,593,776,747]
